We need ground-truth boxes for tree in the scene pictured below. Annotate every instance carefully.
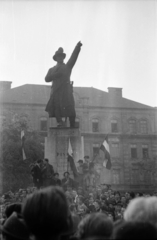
[0,113,44,194]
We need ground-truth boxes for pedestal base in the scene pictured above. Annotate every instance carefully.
[45,127,82,178]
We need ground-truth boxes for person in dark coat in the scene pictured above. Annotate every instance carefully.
[62,172,75,191]
[45,41,83,127]
[30,160,42,189]
[42,158,54,188]
[52,173,62,187]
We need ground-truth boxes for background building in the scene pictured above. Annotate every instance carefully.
[0,81,157,192]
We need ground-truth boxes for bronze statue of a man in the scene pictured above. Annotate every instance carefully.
[45,41,82,127]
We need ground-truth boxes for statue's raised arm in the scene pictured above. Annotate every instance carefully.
[66,41,83,69]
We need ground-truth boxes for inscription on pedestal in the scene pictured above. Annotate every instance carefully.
[49,128,79,136]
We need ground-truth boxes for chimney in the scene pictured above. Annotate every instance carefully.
[0,81,12,91]
[108,87,122,98]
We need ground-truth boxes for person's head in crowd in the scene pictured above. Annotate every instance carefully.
[84,155,89,163]
[135,192,140,198]
[130,191,135,199]
[104,191,109,199]
[36,159,42,165]
[1,212,30,240]
[77,187,83,195]
[5,203,22,219]
[96,188,102,195]
[113,221,157,239]
[64,172,70,179]
[22,186,70,240]
[22,190,27,198]
[93,201,101,212]
[14,193,19,201]
[110,194,115,201]
[108,189,112,196]
[108,212,114,222]
[76,212,113,239]
[69,204,77,214]
[78,196,84,205]
[72,190,77,198]
[125,192,131,201]
[44,158,49,165]
[101,184,108,192]
[88,197,94,205]
[121,196,126,204]
[114,191,120,200]
[108,201,115,212]
[26,188,31,195]
[115,203,122,212]
[4,193,11,201]
[78,159,83,167]
[54,173,59,180]
[65,191,70,198]
[0,196,5,204]
[124,196,157,226]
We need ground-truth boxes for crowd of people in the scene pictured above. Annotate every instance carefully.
[29,157,97,191]
[1,177,157,239]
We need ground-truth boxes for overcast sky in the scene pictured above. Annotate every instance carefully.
[0,0,157,107]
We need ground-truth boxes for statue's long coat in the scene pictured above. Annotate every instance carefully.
[45,44,81,118]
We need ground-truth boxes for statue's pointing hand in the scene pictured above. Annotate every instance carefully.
[77,41,83,47]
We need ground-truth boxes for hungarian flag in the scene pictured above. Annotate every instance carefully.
[100,135,112,170]
[67,139,78,178]
[21,130,26,160]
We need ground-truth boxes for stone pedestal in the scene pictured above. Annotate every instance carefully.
[45,127,82,178]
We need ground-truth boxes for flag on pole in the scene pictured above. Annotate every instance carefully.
[100,135,112,170]
[67,139,78,178]
[21,130,26,160]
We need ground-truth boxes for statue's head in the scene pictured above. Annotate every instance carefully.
[53,47,66,62]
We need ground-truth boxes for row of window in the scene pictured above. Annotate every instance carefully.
[93,143,150,159]
[112,169,154,185]
[39,118,148,133]
[130,144,149,159]
[92,119,148,133]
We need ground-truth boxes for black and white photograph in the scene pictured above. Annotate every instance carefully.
[0,0,157,239]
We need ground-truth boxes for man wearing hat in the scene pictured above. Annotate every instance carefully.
[45,41,83,127]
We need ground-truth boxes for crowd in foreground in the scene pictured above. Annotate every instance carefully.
[1,184,157,239]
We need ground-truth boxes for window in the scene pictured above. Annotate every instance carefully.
[111,120,118,132]
[112,170,120,184]
[111,143,120,157]
[129,119,136,133]
[130,144,137,159]
[140,120,147,134]
[40,117,47,131]
[142,144,149,159]
[75,118,80,128]
[93,143,99,157]
[92,119,99,132]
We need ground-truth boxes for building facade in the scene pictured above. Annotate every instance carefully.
[0,81,157,192]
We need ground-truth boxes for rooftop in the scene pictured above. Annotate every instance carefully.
[0,83,154,109]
